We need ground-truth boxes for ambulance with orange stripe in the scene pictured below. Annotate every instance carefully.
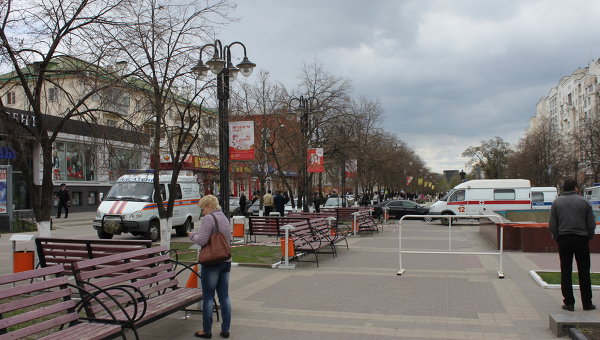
[93,171,201,241]
[428,179,532,224]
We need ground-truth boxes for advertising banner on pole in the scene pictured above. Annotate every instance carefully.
[0,168,7,214]
[406,176,413,186]
[307,148,324,173]
[229,121,255,160]
[345,159,357,178]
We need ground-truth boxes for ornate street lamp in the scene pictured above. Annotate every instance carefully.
[288,96,322,212]
[193,40,255,216]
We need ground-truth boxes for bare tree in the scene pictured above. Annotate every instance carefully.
[101,0,233,244]
[0,0,132,233]
[575,115,600,184]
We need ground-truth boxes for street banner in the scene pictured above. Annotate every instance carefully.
[345,159,357,178]
[0,169,7,214]
[307,148,324,173]
[229,121,255,160]
[418,177,423,185]
[406,176,413,186]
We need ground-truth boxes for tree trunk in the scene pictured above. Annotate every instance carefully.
[160,218,172,249]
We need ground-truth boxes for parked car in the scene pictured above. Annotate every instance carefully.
[229,197,241,217]
[323,197,350,207]
[372,200,429,220]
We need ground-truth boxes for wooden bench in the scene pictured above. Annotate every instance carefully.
[247,216,310,242]
[35,238,153,275]
[354,210,379,235]
[0,265,125,340]
[71,246,203,340]
[308,218,349,255]
[286,219,337,267]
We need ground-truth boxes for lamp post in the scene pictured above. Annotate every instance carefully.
[288,96,321,212]
[192,39,256,216]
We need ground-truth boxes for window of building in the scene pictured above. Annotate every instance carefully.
[48,87,59,102]
[52,142,96,182]
[88,191,97,205]
[71,192,81,206]
[494,189,515,200]
[6,92,16,105]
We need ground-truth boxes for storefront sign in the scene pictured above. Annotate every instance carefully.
[229,121,255,160]
[8,111,36,127]
[307,148,324,173]
[0,147,16,160]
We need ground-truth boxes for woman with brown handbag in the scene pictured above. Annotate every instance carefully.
[188,195,232,338]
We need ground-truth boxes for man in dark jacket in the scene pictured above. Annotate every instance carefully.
[273,190,286,217]
[549,178,596,311]
[55,183,70,218]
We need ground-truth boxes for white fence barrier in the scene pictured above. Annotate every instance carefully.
[397,214,506,279]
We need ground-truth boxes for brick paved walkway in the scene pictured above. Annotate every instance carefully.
[131,220,600,340]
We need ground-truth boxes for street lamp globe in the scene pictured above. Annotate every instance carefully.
[236,56,256,77]
[192,60,210,80]
[206,52,225,75]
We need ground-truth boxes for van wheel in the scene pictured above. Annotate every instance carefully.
[145,220,160,242]
[423,216,433,222]
[440,212,454,226]
[176,218,192,237]
[97,229,114,239]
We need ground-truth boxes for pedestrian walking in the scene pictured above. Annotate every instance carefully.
[549,178,596,312]
[188,195,232,338]
[263,190,274,216]
[313,192,321,213]
[239,192,247,217]
[273,190,286,217]
[55,183,70,218]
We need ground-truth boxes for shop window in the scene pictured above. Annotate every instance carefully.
[88,191,97,205]
[71,192,81,206]
[108,147,141,181]
[52,141,96,182]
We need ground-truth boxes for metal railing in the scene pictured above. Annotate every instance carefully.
[397,214,506,279]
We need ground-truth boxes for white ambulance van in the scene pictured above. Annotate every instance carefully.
[92,171,201,241]
[531,187,558,210]
[428,179,531,224]
[584,184,600,211]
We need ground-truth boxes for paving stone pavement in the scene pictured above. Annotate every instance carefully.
[4,213,600,339]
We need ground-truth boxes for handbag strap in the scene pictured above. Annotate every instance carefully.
[210,213,220,234]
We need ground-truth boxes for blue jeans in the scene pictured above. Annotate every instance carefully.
[200,262,231,333]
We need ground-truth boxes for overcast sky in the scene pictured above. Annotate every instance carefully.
[220,0,600,173]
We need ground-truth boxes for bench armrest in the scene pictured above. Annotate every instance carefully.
[70,281,147,324]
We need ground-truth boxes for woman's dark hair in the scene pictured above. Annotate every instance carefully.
[562,178,578,192]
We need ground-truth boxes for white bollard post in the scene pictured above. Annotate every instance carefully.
[352,211,359,236]
[279,224,296,269]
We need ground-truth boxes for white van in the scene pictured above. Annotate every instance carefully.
[584,185,600,211]
[531,187,557,210]
[428,179,531,224]
[92,172,201,241]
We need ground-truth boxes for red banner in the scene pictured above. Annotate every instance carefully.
[307,148,324,173]
[406,176,413,186]
[229,121,255,160]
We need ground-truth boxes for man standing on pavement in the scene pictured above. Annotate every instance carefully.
[273,190,286,217]
[549,178,596,312]
[263,190,274,216]
[55,183,70,218]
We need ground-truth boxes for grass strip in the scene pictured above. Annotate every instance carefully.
[169,242,281,264]
[537,271,600,285]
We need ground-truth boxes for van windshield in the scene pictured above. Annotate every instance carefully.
[439,189,455,202]
[105,182,154,202]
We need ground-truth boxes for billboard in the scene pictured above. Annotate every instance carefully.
[229,121,255,160]
[307,148,324,173]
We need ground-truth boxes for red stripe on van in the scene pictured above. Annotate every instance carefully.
[447,200,531,205]
[116,201,127,214]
